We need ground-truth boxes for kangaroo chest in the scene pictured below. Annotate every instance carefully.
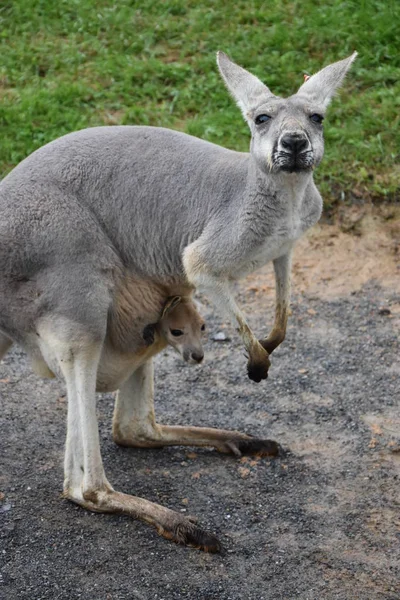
[233,202,313,278]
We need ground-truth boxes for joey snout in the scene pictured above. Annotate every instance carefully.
[183,348,204,364]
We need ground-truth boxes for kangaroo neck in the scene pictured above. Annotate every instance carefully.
[243,156,314,211]
[229,155,317,244]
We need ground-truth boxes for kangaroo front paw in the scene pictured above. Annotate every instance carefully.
[247,355,271,382]
[259,338,277,355]
[259,334,284,355]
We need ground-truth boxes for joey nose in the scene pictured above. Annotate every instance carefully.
[191,351,204,363]
[281,134,308,154]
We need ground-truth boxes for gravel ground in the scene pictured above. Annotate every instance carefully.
[1,242,399,599]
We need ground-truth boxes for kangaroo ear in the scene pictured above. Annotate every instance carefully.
[217,51,275,121]
[161,295,181,319]
[297,52,357,109]
[142,324,156,345]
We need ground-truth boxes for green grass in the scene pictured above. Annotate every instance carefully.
[0,0,399,204]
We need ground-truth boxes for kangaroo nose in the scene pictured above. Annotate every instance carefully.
[281,134,308,154]
[191,351,204,363]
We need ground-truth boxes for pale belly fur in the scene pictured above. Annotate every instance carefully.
[95,340,166,392]
[31,338,167,393]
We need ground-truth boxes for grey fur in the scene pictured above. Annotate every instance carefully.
[0,51,357,550]
[0,51,356,373]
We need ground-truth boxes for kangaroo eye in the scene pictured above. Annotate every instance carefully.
[201,324,206,332]
[310,113,324,124]
[255,114,271,125]
[170,329,183,337]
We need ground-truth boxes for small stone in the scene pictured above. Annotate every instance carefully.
[378,307,391,316]
[389,445,400,454]
[238,467,250,479]
[212,331,231,342]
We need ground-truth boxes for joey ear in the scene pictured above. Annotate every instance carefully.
[161,295,181,319]
[217,51,275,121]
[142,324,156,346]
[297,52,357,109]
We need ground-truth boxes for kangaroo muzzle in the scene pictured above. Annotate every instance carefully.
[275,131,314,172]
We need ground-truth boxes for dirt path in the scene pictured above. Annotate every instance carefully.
[1,211,399,600]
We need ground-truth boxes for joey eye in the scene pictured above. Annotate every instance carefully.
[170,329,183,337]
[201,324,206,332]
[255,114,271,125]
[310,113,324,124]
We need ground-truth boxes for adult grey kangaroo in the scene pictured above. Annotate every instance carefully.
[0,51,356,551]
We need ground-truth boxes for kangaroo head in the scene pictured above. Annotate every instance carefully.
[152,296,206,364]
[217,51,357,175]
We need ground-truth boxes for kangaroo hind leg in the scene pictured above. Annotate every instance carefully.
[40,317,219,552]
[113,360,281,458]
